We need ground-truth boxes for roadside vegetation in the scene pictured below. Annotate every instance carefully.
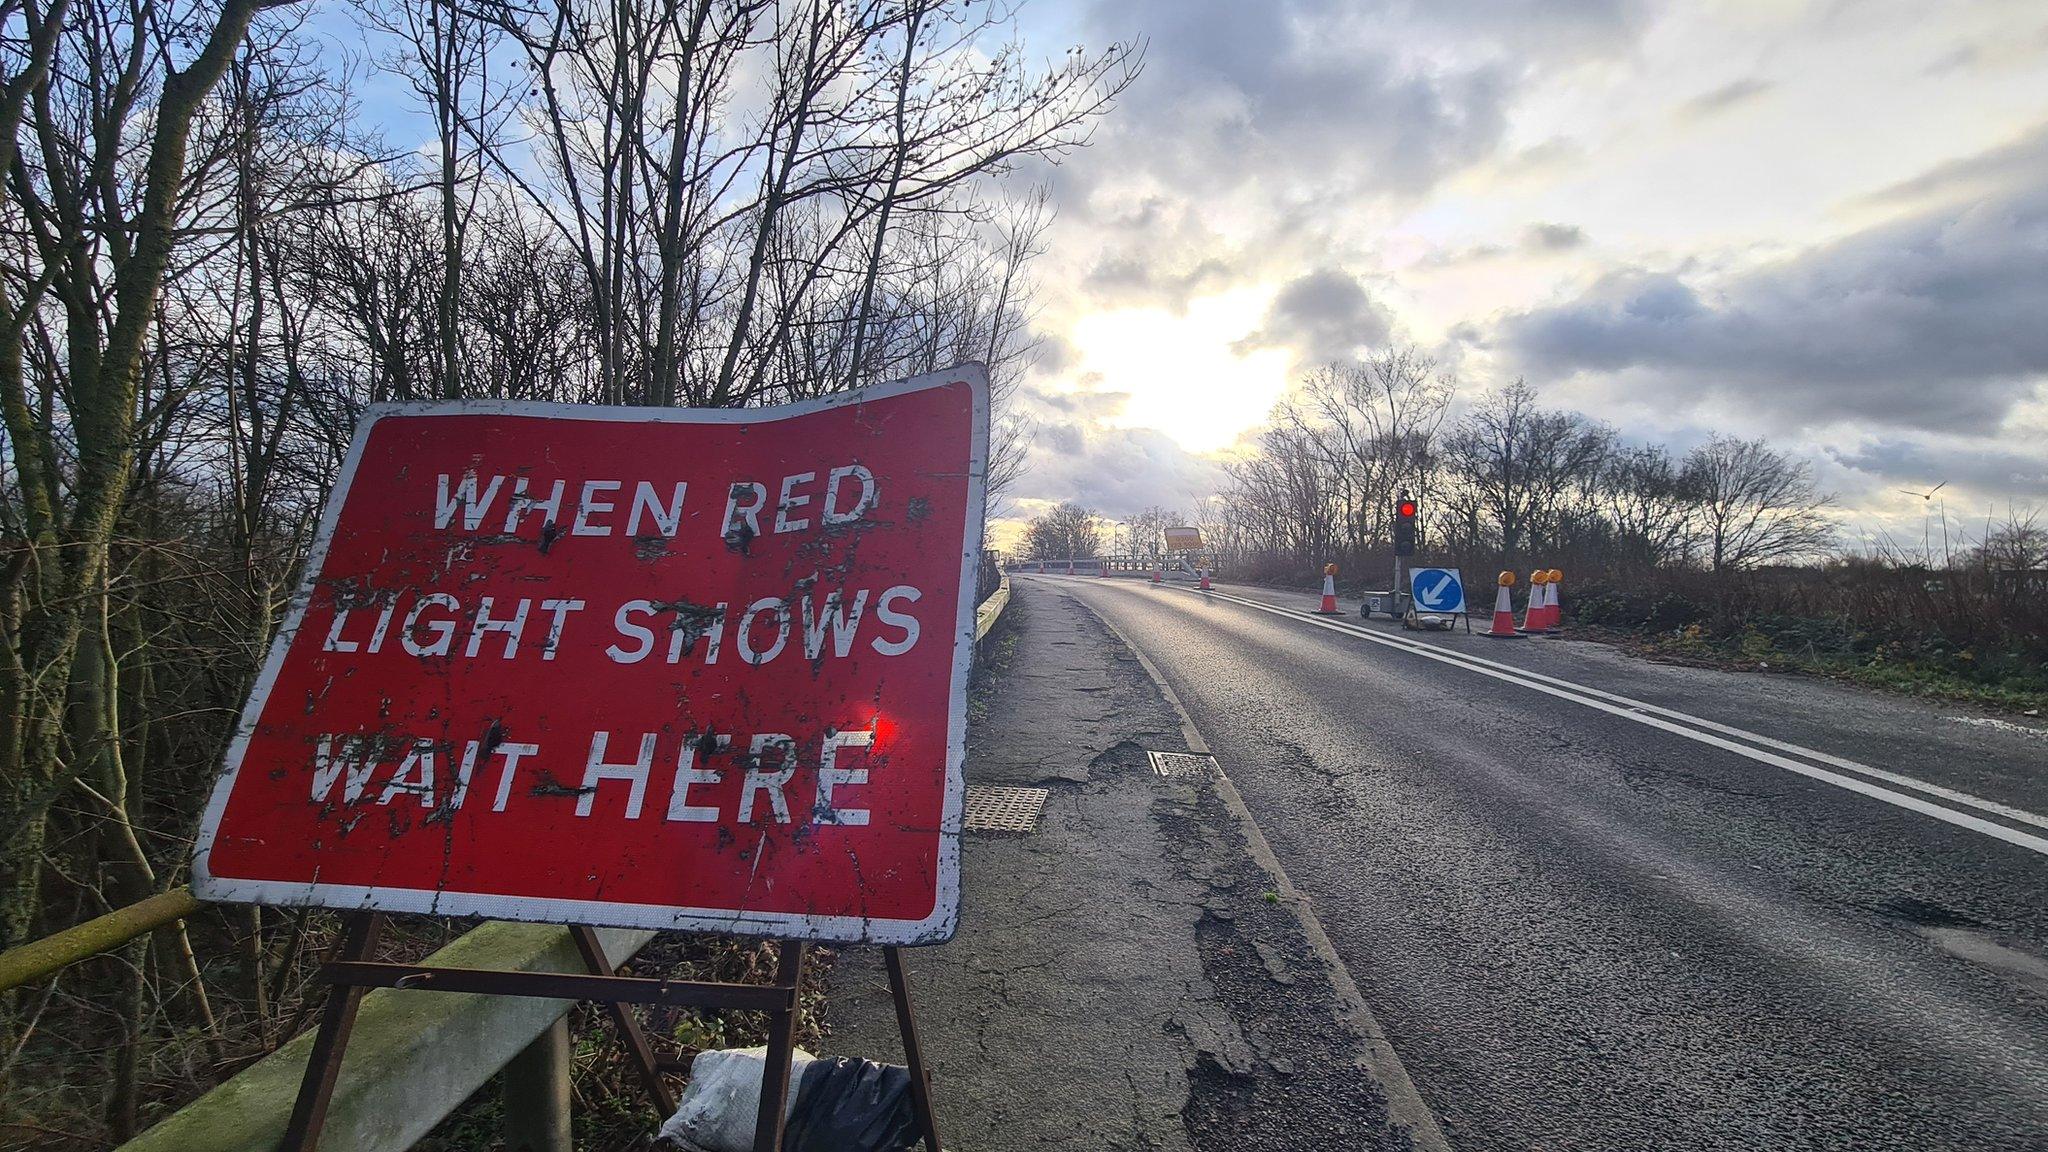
[1570,563,2048,712]
[1019,347,2047,712]
[0,0,1132,1145]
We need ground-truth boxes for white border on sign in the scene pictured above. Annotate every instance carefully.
[189,365,990,945]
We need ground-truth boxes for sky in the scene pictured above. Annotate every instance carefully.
[993,0,2048,556]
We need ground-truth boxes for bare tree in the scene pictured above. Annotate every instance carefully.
[1023,499,1101,559]
[1684,435,1835,573]
[1,0,305,955]
[1969,507,2045,573]
[1440,378,1614,560]
[364,0,512,399]
[1299,346,1453,550]
[1599,444,1700,570]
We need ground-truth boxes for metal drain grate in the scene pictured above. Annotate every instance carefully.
[962,785,1048,833]
[1148,750,1218,779]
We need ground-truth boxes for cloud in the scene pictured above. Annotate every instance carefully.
[1009,385,1228,518]
[1082,252,1235,311]
[1497,135,2048,434]
[1861,119,2048,207]
[1678,77,1775,120]
[1027,0,1659,332]
[1524,222,1587,251]
[1231,269,1393,365]
[1920,24,2048,76]
[1069,0,1565,216]
[1825,439,2048,499]
[1416,223,1588,269]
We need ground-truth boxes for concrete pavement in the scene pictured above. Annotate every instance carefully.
[821,584,1439,1150]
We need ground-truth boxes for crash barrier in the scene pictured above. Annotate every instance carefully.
[1012,556,1219,580]
[1010,557,1107,576]
[118,924,656,1152]
[1007,553,1212,578]
[975,572,1012,643]
[0,876,647,1151]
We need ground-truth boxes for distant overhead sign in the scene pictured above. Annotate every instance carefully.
[1409,567,1466,615]
[193,367,989,944]
[1164,526,1203,551]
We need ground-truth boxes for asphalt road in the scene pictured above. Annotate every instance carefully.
[1025,574,2048,1152]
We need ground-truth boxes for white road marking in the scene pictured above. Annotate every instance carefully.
[1296,602,2048,833]
[1948,715,2048,741]
[1138,581,2048,858]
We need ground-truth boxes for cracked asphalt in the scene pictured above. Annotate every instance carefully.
[1037,575,2048,1151]
[823,585,1425,1150]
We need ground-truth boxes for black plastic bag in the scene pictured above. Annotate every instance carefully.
[783,1055,919,1152]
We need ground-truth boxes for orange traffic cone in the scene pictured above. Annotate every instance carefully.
[1543,569,1564,633]
[1151,565,1163,584]
[1314,563,1341,614]
[1519,569,1549,634]
[1199,568,1212,591]
[1485,570,1525,638]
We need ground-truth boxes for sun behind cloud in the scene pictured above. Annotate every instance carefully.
[1062,288,1295,454]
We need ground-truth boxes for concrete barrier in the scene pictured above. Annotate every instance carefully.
[119,922,654,1152]
[975,572,1011,642]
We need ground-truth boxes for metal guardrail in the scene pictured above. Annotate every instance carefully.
[0,886,204,993]
[118,924,655,1152]
[975,571,1011,642]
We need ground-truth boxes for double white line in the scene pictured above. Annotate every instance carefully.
[1176,584,2048,858]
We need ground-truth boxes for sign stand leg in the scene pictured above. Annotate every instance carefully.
[750,940,809,1152]
[281,911,384,1152]
[278,928,944,1152]
[884,945,944,1151]
[570,926,678,1116]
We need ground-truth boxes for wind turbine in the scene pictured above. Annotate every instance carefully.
[1898,482,1950,567]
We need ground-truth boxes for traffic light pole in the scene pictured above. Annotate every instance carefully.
[1392,489,1416,616]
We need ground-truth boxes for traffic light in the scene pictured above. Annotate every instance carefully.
[1393,493,1417,556]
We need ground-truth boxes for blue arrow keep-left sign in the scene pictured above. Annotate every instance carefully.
[1409,567,1466,614]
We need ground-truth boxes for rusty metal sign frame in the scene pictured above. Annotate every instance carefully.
[282,916,943,1152]
[190,366,988,945]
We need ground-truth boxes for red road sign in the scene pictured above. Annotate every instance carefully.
[193,367,987,944]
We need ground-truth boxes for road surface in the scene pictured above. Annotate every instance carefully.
[1023,574,2048,1152]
